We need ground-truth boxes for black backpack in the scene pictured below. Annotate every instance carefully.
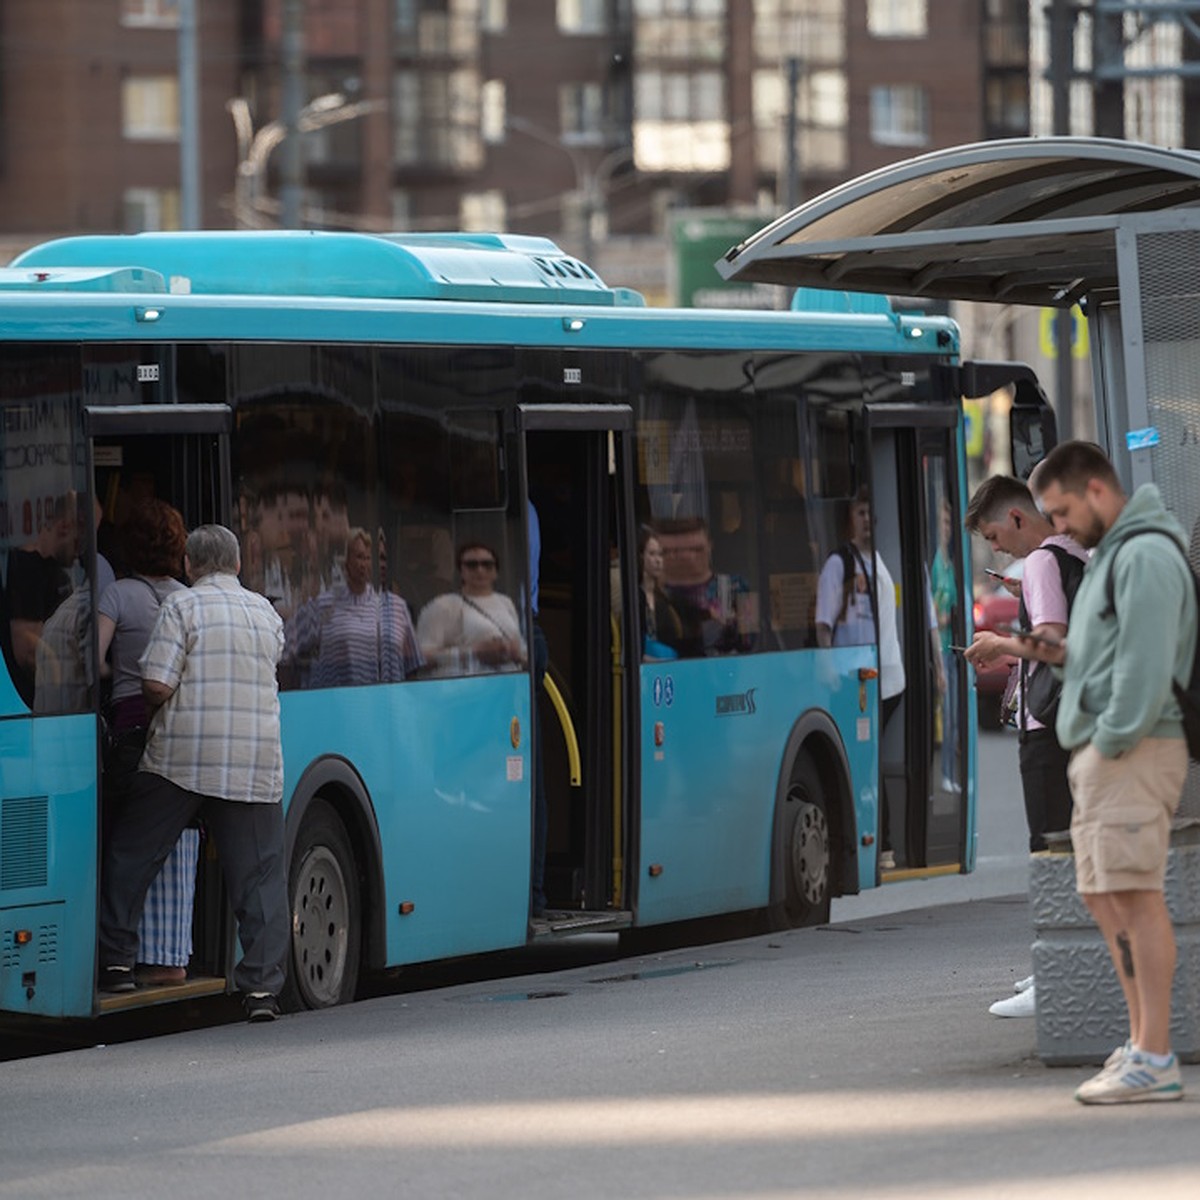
[1102,528,1200,762]
[1018,543,1085,728]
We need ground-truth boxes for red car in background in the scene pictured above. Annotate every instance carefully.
[971,562,1021,728]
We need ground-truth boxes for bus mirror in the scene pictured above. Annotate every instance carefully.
[1010,400,1059,482]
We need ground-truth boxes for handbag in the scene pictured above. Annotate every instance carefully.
[103,724,148,778]
[1023,660,1061,727]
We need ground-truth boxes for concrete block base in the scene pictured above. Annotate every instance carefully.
[1031,829,1200,1066]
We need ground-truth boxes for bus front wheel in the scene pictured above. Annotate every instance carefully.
[772,755,832,928]
[284,799,362,1010]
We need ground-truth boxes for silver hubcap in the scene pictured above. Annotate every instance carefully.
[292,844,350,1007]
[790,800,829,906]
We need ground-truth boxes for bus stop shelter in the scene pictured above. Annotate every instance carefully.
[718,135,1200,1063]
[718,136,1200,537]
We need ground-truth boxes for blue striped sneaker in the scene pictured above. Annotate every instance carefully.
[1074,1050,1183,1105]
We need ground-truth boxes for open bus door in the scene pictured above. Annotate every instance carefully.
[517,398,637,937]
[867,405,971,875]
[84,403,233,1012]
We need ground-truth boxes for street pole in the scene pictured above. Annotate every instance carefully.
[783,56,800,212]
[280,0,305,229]
[178,0,200,229]
[1049,0,1074,440]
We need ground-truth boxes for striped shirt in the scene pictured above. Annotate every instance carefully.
[286,583,423,687]
[139,572,285,804]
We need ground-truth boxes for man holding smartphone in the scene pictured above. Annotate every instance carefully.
[963,474,1088,1019]
[1024,441,1196,1105]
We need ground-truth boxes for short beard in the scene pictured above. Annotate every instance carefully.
[1078,513,1106,549]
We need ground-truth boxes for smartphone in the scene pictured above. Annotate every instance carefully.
[984,568,1008,580]
[948,644,970,653]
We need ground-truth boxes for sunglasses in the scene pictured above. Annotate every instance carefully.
[461,558,496,569]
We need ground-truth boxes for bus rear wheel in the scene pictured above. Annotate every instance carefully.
[772,755,832,928]
[284,799,361,1010]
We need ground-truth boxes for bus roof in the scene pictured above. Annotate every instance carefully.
[14,230,644,308]
[6,231,959,356]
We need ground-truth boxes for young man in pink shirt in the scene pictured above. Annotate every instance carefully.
[964,475,1088,1018]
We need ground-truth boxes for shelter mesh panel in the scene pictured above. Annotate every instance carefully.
[1136,227,1200,817]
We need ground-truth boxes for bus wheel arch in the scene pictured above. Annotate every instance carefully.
[768,714,856,929]
[282,758,384,1009]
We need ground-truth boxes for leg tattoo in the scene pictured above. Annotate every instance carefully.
[1116,932,1135,978]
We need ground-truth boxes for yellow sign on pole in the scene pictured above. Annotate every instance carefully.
[1039,305,1089,360]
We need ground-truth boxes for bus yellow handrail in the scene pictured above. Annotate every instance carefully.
[542,672,582,787]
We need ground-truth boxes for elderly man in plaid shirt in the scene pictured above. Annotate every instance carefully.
[98,524,290,1022]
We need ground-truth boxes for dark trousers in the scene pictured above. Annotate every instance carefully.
[1018,727,1073,853]
[531,621,549,914]
[880,693,902,853]
[99,771,290,995]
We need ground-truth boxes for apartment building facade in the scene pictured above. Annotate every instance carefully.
[0,1,1031,288]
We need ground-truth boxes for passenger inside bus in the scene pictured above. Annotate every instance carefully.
[283,526,423,687]
[638,525,682,660]
[253,480,317,620]
[417,540,527,675]
[814,489,905,869]
[7,493,77,707]
[97,498,199,986]
[311,476,350,592]
[656,516,755,657]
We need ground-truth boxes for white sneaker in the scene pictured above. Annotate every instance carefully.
[1075,1051,1183,1104]
[989,985,1036,1017]
[1102,1040,1132,1071]
[1014,974,1035,994]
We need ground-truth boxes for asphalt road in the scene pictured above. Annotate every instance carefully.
[3,893,1198,1199]
[4,732,1200,1198]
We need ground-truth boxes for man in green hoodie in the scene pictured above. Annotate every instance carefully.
[1025,441,1196,1105]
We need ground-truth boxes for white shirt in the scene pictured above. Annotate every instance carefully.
[816,547,905,700]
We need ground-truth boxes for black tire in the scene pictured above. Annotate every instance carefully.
[770,754,832,928]
[283,799,362,1010]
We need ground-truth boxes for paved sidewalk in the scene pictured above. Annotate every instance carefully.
[3,893,1198,1199]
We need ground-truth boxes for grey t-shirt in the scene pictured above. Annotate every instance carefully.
[98,575,186,701]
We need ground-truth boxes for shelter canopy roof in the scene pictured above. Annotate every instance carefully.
[718,137,1200,308]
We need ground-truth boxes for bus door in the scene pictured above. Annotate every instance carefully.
[518,401,636,933]
[84,403,233,1008]
[867,406,969,872]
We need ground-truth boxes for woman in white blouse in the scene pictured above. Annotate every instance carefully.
[417,540,526,674]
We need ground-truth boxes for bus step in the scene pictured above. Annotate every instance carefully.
[98,975,228,1014]
[530,910,632,939]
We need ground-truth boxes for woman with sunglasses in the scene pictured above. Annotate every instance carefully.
[417,541,526,674]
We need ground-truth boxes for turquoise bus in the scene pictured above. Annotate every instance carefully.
[0,231,1010,1021]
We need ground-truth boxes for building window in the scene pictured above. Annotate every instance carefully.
[393,69,483,169]
[753,66,846,175]
[395,0,482,55]
[121,77,180,140]
[482,80,506,142]
[481,0,507,31]
[124,187,181,232]
[635,0,726,61]
[985,75,1029,136]
[561,82,605,144]
[869,84,929,146]
[558,0,609,34]
[460,190,506,231]
[866,0,927,38]
[753,0,842,63]
[121,0,180,26]
[634,67,729,171]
